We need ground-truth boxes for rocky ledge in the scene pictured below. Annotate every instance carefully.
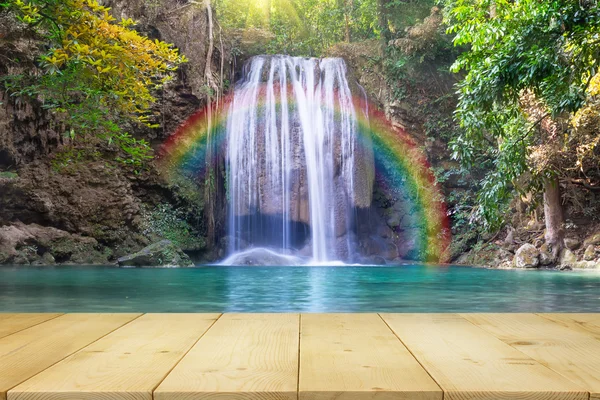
[117,240,194,268]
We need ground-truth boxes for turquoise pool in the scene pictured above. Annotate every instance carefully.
[1,265,599,312]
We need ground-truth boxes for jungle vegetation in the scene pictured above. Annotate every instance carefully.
[3,0,600,252]
[1,0,187,168]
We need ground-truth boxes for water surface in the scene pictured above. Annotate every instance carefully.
[1,265,599,312]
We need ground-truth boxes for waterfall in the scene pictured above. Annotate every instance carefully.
[225,55,370,264]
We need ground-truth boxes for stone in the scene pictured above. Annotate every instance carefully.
[221,248,302,266]
[0,222,108,265]
[573,260,598,269]
[584,245,596,261]
[559,248,577,268]
[117,240,194,268]
[513,244,540,268]
[564,238,580,250]
[377,224,395,239]
[538,243,557,266]
[386,213,402,229]
[494,248,514,265]
[32,252,56,266]
[539,250,555,266]
[584,232,600,247]
[361,255,387,265]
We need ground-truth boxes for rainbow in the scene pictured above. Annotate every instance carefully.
[158,88,451,263]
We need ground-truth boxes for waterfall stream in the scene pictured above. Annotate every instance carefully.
[224,56,371,264]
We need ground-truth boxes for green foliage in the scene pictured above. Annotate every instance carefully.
[442,0,600,229]
[214,0,379,56]
[0,171,19,179]
[141,203,206,251]
[1,0,186,166]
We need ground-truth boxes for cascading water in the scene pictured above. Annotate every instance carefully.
[224,55,373,264]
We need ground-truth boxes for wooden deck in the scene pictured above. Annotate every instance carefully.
[0,314,599,400]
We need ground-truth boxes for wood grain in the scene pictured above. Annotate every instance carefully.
[381,313,587,400]
[463,313,600,400]
[0,313,139,400]
[299,313,442,400]
[0,314,62,339]
[9,313,219,400]
[154,313,299,400]
[539,313,600,340]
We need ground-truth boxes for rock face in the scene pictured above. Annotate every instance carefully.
[1,161,140,247]
[584,245,596,261]
[0,222,109,265]
[101,0,230,139]
[514,244,540,268]
[0,0,228,265]
[117,240,194,268]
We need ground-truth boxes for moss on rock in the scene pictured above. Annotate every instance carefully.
[117,240,194,268]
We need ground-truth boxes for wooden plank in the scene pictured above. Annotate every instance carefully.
[381,313,587,400]
[539,314,600,340]
[154,313,299,400]
[464,313,600,400]
[0,314,62,339]
[299,313,441,400]
[0,313,139,400]
[9,313,219,400]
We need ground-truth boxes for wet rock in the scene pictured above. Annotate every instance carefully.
[514,244,539,268]
[559,248,577,268]
[564,238,580,250]
[386,213,402,229]
[359,255,387,265]
[221,248,302,266]
[584,245,596,261]
[359,236,398,260]
[377,224,395,239]
[117,240,194,268]
[0,222,108,265]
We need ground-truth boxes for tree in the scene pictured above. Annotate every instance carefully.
[443,0,600,255]
[214,0,379,56]
[2,0,187,166]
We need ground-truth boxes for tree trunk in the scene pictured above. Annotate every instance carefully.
[344,14,351,42]
[543,176,564,258]
[344,0,352,42]
[265,0,271,27]
[377,0,389,52]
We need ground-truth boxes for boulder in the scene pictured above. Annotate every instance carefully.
[117,240,194,268]
[221,248,303,266]
[584,232,600,247]
[559,248,578,268]
[573,260,598,269]
[0,222,109,265]
[584,245,596,261]
[386,214,402,229]
[513,244,540,268]
[539,250,554,266]
[564,238,580,250]
[538,243,556,266]
[360,255,387,265]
